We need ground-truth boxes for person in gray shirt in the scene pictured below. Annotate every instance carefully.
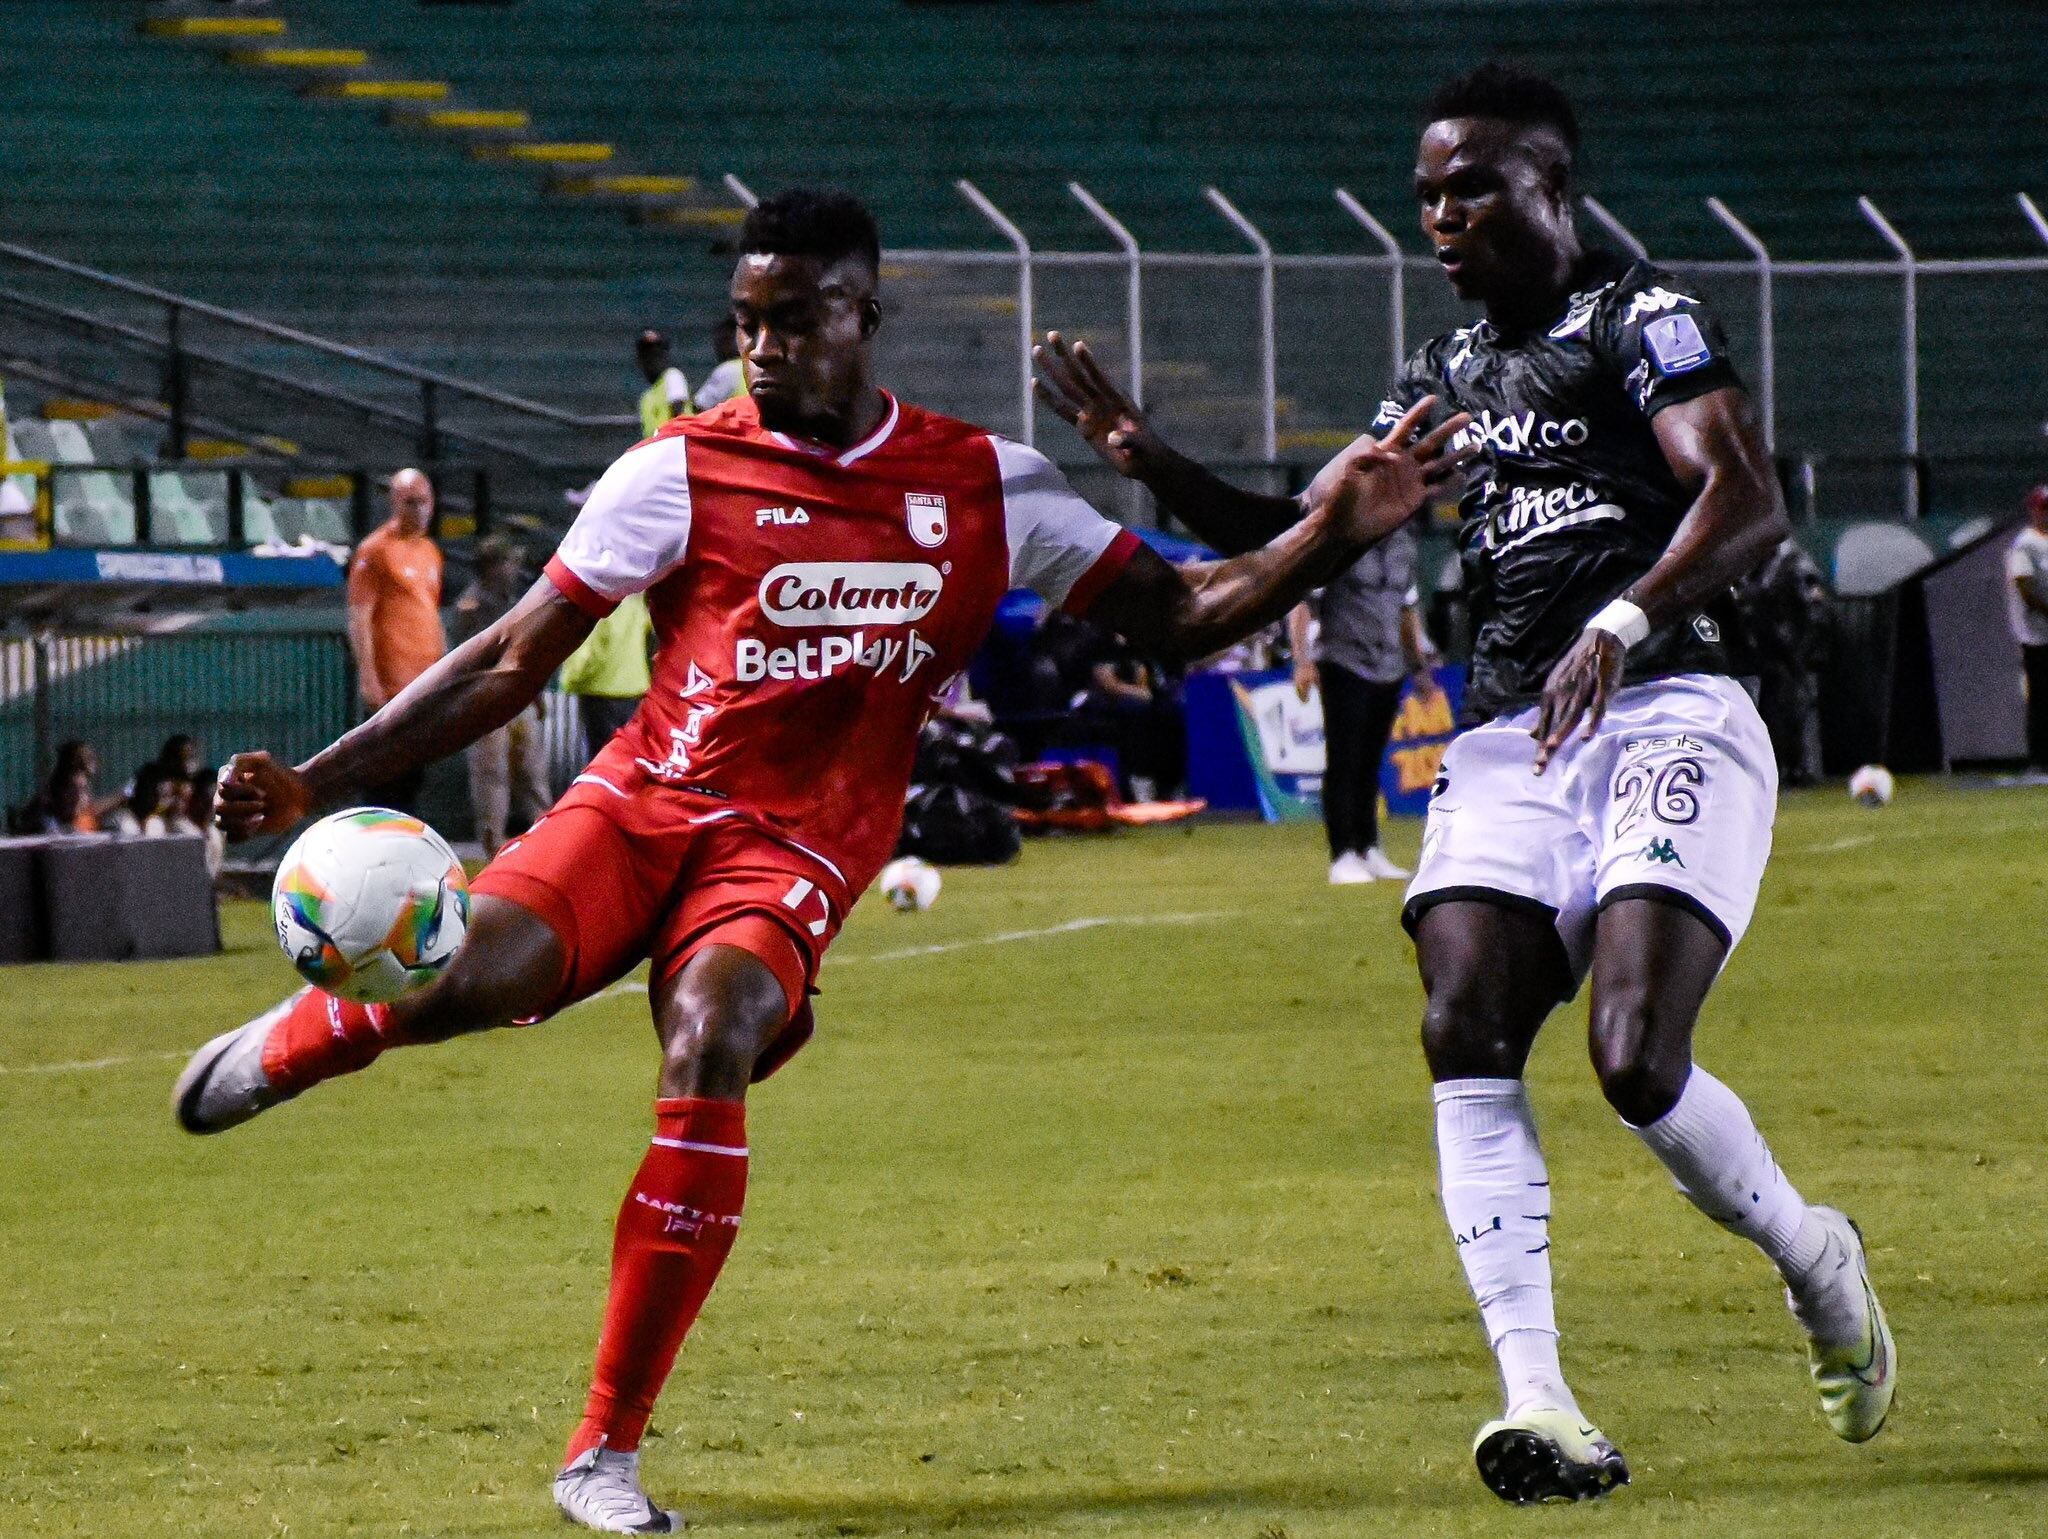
[1288,518,1443,883]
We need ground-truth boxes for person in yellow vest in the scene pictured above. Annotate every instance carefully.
[635,329,692,438]
[558,591,654,762]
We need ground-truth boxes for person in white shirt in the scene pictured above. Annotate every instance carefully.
[693,313,747,413]
[2006,484,2048,768]
[106,762,172,838]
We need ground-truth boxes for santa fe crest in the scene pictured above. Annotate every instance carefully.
[905,492,948,548]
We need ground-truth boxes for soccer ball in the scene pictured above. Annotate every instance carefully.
[879,855,942,912]
[1848,765,1895,808]
[272,808,471,1002]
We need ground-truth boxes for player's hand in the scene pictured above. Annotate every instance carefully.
[1320,397,1474,548]
[1530,629,1626,774]
[1293,658,1318,703]
[216,751,315,842]
[1032,331,1164,478]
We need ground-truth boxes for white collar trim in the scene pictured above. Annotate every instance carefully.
[768,392,900,467]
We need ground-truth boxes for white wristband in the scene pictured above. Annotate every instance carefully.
[1585,598,1651,650]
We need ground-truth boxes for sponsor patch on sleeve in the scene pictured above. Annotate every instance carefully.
[1643,313,1713,376]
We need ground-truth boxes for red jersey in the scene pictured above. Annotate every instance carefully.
[543,392,1139,902]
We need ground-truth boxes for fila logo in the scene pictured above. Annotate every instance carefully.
[755,505,811,527]
[905,492,948,548]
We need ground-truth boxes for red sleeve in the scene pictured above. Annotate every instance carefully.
[544,554,620,619]
[1061,528,1142,616]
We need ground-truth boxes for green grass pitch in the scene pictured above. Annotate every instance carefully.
[2,780,2044,1537]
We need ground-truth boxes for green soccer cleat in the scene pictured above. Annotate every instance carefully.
[1788,1207,1896,1443]
[1472,1406,1629,1504]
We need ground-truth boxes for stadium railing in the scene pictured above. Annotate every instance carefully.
[751,177,2048,521]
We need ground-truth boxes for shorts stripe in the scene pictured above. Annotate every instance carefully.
[1596,882,1733,950]
[571,773,630,798]
[650,1136,749,1157]
[1401,883,1559,938]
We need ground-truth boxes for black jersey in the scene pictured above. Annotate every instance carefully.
[1375,252,1745,722]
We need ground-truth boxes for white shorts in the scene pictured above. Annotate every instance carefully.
[1402,674,1777,983]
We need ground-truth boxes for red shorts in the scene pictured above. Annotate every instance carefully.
[469,778,848,1080]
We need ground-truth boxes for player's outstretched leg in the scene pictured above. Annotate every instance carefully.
[172,894,565,1134]
[1592,899,1896,1443]
[1417,903,1630,1504]
[553,943,791,1536]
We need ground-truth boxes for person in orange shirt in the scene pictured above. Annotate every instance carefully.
[346,468,445,812]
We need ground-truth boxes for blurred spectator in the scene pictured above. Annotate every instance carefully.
[185,771,226,877]
[636,329,693,438]
[693,313,747,413]
[11,741,114,833]
[1735,537,1833,788]
[155,733,204,783]
[347,468,445,811]
[2007,485,2048,770]
[1072,624,1185,800]
[454,535,550,856]
[1287,521,1440,884]
[559,592,653,766]
[13,766,96,835]
[107,762,173,838]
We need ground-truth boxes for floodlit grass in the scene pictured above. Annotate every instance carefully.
[2,780,2044,1536]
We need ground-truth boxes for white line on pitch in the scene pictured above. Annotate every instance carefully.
[1797,833,1879,854]
[575,910,1234,1006]
[0,1049,186,1077]
[840,910,1231,964]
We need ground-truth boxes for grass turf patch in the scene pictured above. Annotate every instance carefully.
[1,780,2044,1535]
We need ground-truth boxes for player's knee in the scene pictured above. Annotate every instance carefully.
[1420,977,1532,1080]
[658,976,788,1097]
[1589,990,1691,1124]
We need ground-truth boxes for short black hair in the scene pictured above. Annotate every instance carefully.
[1424,63,1580,160]
[740,188,881,275]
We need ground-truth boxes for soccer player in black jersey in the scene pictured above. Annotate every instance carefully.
[1036,63,1895,1506]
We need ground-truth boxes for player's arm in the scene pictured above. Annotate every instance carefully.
[344,560,388,708]
[1087,401,1470,662]
[1033,331,1303,554]
[219,582,596,839]
[1531,384,1790,768]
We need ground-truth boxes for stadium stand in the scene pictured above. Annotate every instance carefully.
[0,1,2039,515]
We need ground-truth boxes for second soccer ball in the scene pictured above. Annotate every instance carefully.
[879,855,942,912]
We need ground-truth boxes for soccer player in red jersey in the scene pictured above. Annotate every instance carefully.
[173,189,1470,1534]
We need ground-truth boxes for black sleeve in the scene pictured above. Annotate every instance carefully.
[1595,267,1742,418]
[1365,346,1439,436]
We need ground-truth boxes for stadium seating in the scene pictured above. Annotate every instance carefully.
[0,2,2039,508]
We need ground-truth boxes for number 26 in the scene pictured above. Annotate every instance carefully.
[1616,757,1704,831]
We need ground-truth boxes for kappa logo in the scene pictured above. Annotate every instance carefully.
[1642,837,1686,866]
[1623,286,1697,325]
[905,492,948,549]
[758,561,943,627]
[755,505,811,527]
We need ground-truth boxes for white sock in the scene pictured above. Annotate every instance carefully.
[1628,1066,1828,1280]
[1435,1078,1578,1417]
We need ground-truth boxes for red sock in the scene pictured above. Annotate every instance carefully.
[259,990,412,1093]
[565,1097,748,1462]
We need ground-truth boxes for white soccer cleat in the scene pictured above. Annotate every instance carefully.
[1360,846,1411,880]
[171,990,306,1135]
[1328,852,1376,885]
[1786,1206,1896,1443]
[553,1445,683,1534]
[1472,1406,1629,1504]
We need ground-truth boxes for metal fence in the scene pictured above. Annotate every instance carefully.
[0,630,352,813]
[722,175,2048,522]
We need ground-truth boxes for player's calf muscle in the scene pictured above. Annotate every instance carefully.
[389,895,565,1042]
